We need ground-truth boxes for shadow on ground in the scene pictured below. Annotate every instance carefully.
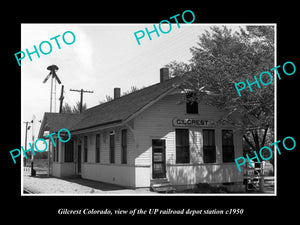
[62,177,126,191]
[27,168,130,192]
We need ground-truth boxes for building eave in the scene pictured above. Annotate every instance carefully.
[70,119,123,135]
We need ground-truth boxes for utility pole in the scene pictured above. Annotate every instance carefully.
[70,88,94,113]
[31,115,36,177]
[59,85,64,113]
[23,121,32,167]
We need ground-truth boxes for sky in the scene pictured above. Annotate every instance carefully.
[21,23,245,147]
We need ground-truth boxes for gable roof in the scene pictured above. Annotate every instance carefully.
[38,112,83,138]
[38,76,182,136]
[70,76,182,132]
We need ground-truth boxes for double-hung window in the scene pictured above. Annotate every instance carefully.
[222,130,235,162]
[109,132,115,163]
[176,129,190,163]
[121,129,127,164]
[84,136,88,162]
[95,134,100,163]
[203,129,216,163]
[186,92,198,114]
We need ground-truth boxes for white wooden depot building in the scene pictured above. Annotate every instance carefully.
[38,68,244,191]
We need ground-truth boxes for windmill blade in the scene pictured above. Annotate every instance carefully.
[43,72,52,83]
[53,72,62,84]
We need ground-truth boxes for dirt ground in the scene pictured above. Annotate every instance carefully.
[23,165,274,195]
[23,173,152,195]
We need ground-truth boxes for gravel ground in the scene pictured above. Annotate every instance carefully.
[23,168,274,195]
[23,173,152,195]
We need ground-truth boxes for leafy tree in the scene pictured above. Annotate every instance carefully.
[72,101,87,114]
[61,102,73,113]
[99,95,114,105]
[62,101,87,114]
[98,86,144,105]
[122,86,143,96]
[166,25,275,163]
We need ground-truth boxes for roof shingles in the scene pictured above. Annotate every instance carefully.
[39,76,181,136]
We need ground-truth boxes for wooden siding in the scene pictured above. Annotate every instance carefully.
[134,93,243,184]
[60,92,243,187]
[75,125,135,165]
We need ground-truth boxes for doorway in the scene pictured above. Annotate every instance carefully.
[152,139,166,179]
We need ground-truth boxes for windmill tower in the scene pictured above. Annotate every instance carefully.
[43,65,62,112]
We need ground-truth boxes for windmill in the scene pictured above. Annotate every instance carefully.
[43,65,62,112]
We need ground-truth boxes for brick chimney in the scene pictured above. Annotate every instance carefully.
[160,67,169,83]
[114,87,121,99]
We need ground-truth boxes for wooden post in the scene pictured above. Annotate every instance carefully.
[80,89,83,113]
[59,85,64,113]
[70,88,94,113]
[23,121,29,167]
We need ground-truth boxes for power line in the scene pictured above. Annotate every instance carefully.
[69,88,94,113]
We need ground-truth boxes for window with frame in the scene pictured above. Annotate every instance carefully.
[109,132,115,163]
[176,129,190,163]
[121,129,127,164]
[95,134,100,163]
[186,92,198,114]
[222,130,235,162]
[84,136,88,162]
[203,129,216,163]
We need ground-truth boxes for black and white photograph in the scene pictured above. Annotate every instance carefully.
[4,4,298,221]
[20,23,276,196]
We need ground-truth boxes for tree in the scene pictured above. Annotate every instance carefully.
[99,95,113,105]
[61,102,73,113]
[122,86,142,96]
[61,101,87,114]
[72,101,87,114]
[98,86,144,105]
[166,25,275,163]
